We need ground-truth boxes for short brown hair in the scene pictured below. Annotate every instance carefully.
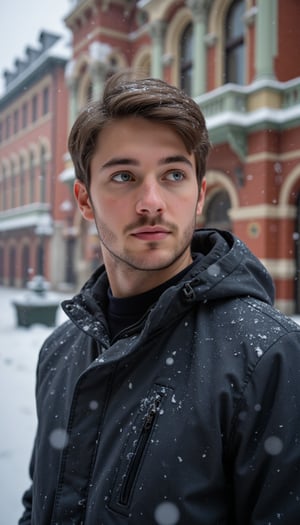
[68,71,211,188]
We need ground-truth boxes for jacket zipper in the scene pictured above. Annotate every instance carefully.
[119,393,163,506]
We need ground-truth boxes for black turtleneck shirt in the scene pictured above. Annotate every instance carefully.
[107,258,198,339]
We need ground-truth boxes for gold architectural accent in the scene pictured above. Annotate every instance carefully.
[274,299,295,315]
[139,0,177,23]
[205,169,239,208]
[131,46,151,75]
[260,258,296,279]
[247,149,300,163]
[279,164,300,206]
[247,221,261,238]
[248,89,281,111]
[71,53,90,78]
[230,204,296,220]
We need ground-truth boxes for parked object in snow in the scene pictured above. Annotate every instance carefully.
[12,276,60,328]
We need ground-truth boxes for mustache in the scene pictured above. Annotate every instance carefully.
[124,217,177,234]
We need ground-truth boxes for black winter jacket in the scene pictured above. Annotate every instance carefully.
[19,230,300,525]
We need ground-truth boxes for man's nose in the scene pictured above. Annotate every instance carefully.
[136,180,166,215]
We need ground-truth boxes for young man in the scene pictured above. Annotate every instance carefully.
[20,73,300,524]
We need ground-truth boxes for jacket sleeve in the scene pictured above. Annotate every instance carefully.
[18,487,32,524]
[18,437,36,523]
[230,330,300,524]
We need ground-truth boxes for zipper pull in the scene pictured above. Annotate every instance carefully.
[182,282,195,302]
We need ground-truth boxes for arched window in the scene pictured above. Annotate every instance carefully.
[180,23,193,95]
[29,151,35,202]
[0,165,6,211]
[19,155,25,206]
[204,190,232,230]
[43,86,49,115]
[225,0,245,84]
[10,160,16,208]
[40,146,47,202]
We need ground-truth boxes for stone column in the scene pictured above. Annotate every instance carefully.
[90,61,109,100]
[89,42,111,100]
[255,0,277,80]
[150,20,166,78]
[187,0,208,96]
[65,60,78,129]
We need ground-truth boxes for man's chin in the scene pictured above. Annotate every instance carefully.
[123,253,181,273]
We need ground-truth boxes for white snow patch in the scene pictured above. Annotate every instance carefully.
[0,286,69,524]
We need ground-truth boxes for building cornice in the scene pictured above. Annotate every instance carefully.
[0,56,68,107]
[0,35,69,106]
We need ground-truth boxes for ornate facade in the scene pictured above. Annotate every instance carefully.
[1,0,300,314]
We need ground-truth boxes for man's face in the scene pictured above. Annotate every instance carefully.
[74,116,206,294]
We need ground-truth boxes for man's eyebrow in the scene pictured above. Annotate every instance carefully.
[159,155,193,168]
[101,157,139,169]
[101,155,193,169]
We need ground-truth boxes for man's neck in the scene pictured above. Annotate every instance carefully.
[105,257,193,298]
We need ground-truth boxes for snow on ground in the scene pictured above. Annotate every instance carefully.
[1,285,300,524]
[0,286,70,525]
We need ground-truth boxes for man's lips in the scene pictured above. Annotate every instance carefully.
[130,227,171,241]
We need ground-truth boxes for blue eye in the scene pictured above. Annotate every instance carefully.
[112,172,132,182]
[166,170,184,181]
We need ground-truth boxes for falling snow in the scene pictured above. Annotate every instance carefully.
[154,501,180,525]
[264,436,284,456]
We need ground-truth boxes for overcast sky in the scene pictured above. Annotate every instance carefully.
[0,0,72,95]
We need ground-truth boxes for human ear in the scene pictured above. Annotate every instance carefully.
[196,178,206,216]
[73,180,94,221]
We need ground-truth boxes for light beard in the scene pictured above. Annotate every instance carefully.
[94,219,196,273]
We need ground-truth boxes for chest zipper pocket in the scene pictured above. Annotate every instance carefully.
[109,384,171,516]
[119,393,162,506]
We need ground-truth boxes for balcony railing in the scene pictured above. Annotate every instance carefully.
[194,77,300,160]
[196,84,247,118]
[0,202,52,233]
[195,76,300,121]
[282,79,300,108]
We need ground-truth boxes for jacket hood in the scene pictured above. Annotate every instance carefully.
[187,229,274,305]
[62,229,274,339]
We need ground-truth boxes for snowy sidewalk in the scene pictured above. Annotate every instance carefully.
[0,287,69,525]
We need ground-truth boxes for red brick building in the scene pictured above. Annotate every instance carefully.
[0,31,72,289]
[1,0,300,314]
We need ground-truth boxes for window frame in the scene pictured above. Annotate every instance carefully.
[180,22,193,95]
[224,0,245,85]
